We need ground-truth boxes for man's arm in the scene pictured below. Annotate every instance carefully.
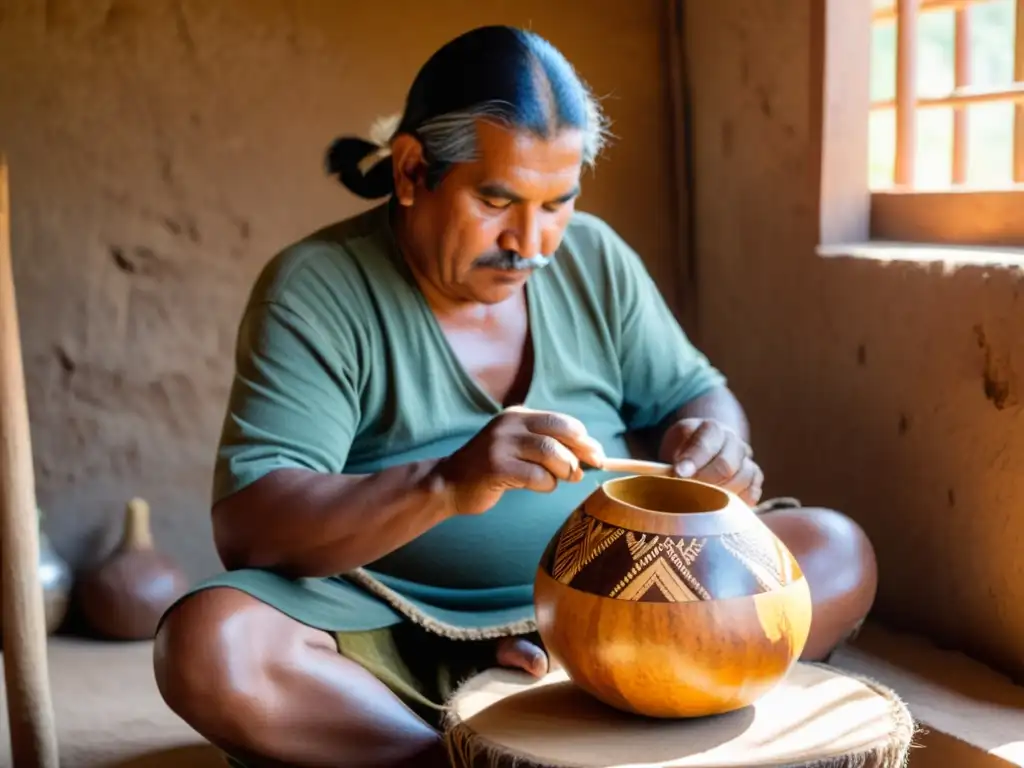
[601,221,731,438]
[661,385,751,448]
[212,462,452,578]
[209,294,460,578]
[592,219,761,501]
[213,404,607,578]
[212,293,605,578]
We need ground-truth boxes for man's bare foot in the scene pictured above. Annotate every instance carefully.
[495,636,549,677]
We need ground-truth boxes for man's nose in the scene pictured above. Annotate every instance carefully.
[511,208,542,259]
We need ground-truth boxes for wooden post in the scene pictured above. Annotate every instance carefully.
[665,0,699,336]
[0,154,60,767]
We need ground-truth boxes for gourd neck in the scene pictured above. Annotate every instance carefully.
[122,498,154,550]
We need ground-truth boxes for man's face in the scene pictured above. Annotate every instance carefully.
[400,120,584,305]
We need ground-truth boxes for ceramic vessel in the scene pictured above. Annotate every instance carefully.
[77,498,190,641]
[38,529,73,634]
[0,516,73,640]
[533,475,813,719]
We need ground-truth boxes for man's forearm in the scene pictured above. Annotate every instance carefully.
[212,461,452,578]
[660,385,751,456]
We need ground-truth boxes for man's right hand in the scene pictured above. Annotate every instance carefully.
[433,406,606,517]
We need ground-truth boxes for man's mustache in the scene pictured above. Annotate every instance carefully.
[473,250,554,271]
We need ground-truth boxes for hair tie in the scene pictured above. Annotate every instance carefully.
[357,113,401,175]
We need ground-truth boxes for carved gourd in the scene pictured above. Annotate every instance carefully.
[534,475,813,718]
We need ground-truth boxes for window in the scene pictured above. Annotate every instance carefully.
[816,0,1024,249]
[869,0,1021,190]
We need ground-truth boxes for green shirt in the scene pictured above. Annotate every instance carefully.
[214,202,725,590]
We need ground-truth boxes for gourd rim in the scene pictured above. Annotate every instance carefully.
[597,474,744,524]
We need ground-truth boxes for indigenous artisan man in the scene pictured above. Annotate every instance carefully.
[153,25,878,768]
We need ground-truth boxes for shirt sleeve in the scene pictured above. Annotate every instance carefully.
[212,298,362,504]
[603,225,727,431]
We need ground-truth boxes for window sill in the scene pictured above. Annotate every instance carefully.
[816,241,1024,272]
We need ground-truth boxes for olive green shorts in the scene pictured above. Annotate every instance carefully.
[332,622,505,728]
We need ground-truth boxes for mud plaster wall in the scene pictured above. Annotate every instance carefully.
[686,0,1024,680]
[0,1,681,585]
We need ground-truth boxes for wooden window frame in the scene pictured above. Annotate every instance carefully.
[815,0,1024,249]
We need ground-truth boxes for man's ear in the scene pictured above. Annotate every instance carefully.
[390,134,426,207]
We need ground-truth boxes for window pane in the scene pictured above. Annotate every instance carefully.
[967,101,1014,186]
[867,0,1019,191]
[918,10,954,98]
[871,21,896,103]
[968,0,1015,88]
[869,110,896,189]
[916,107,953,189]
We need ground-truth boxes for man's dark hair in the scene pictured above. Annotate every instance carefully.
[326,25,610,199]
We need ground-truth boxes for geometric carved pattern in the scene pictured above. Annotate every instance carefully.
[610,535,709,601]
[550,513,624,584]
[540,507,802,604]
[719,528,789,592]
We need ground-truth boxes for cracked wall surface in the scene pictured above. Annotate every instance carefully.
[0,0,681,585]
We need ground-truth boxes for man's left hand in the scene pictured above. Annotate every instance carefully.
[660,418,763,505]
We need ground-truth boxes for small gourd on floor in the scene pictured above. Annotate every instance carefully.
[76,497,190,640]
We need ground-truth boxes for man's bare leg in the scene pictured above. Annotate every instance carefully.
[759,506,879,660]
[153,587,453,768]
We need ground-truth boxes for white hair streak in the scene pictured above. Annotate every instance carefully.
[356,90,612,178]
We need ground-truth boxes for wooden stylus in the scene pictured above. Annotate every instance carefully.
[597,457,676,477]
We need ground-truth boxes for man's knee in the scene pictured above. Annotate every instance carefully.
[153,587,290,749]
[763,506,876,578]
[762,507,878,614]
[805,507,877,594]
[760,506,878,658]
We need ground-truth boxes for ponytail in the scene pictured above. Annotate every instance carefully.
[324,137,395,200]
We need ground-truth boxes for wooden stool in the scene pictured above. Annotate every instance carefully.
[443,662,915,767]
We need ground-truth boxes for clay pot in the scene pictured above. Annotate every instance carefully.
[76,497,190,641]
[534,475,813,719]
